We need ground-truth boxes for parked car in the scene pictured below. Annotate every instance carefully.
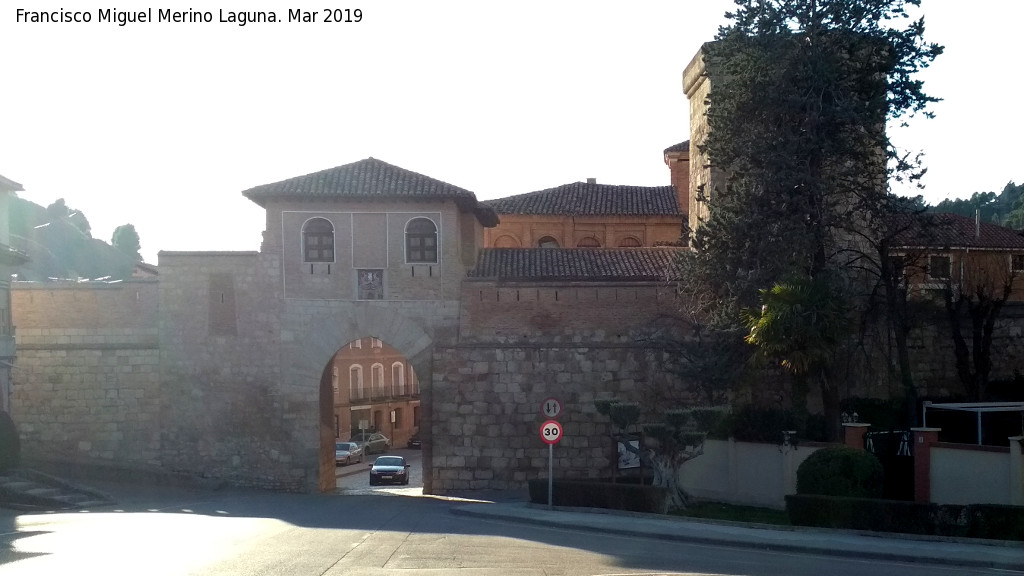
[335,441,364,466]
[368,455,410,486]
[355,432,391,455]
[406,434,421,449]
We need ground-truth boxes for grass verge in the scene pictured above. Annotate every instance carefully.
[671,502,791,526]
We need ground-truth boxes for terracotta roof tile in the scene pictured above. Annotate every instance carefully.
[663,141,690,154]
[484,182,682,217]
[890,212,1024,250]
[241,158,498,226]
[468,248,683,281]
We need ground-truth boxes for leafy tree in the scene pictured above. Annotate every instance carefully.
[742,273,851,439]
[111,224,142,261]
[45,198,91,237]
[682,0,941,431]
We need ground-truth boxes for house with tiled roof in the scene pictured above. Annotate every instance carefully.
[889,212,1024,300]
[482,178,687,250]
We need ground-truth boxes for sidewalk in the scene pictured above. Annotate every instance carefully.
[451,500,1024,571]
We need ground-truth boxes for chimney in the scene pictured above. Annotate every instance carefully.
[586,178,597,185]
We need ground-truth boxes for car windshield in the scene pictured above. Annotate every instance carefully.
[336,443,355,451]
[375,457,404,467]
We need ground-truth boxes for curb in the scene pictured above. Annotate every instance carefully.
[451,503,1024,571]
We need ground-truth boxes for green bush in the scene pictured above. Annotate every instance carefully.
[527,479,668,513]
[0,411,21,474]
[796,446,883,498]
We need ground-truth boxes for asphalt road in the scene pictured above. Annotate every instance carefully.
[0,458,1016,576]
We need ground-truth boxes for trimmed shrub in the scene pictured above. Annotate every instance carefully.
[0,411,20,474]
[528,479,668,514]
[796,446,883,498]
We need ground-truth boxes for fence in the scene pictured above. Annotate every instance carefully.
[679,438,828,510]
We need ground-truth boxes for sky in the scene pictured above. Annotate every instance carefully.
[2,1,1021,264]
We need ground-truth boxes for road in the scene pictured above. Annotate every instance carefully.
[0,455,1016,576]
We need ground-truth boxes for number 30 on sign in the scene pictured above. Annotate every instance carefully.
[540,420,563,445]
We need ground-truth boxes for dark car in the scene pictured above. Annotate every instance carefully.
[406,434,421,449]
[368,455,410,486]
[335,441,364,466]
[355,432,391,455]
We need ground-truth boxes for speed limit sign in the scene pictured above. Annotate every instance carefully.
[540,420,563,445]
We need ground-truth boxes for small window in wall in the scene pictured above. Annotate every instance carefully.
[537,236,559,248]
[350,339,362,349]
[1012,254,1024,273]
[406,218,438,263]
[332,366,339,396]
[617,236,642,247]
[350,366,364,401]
[928,255,951,280]
[357,269,384,300]
[303,218,335,262]
[371,338,382,349]
[888,255,906,285]
[576,237,601,248]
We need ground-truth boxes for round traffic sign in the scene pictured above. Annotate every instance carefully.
[540,420,563,445]
[541,397,562,419]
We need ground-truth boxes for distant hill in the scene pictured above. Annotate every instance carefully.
[8,196,139,282]
[928,181,1024,229]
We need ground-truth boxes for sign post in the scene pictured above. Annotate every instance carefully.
[540,419,563,509]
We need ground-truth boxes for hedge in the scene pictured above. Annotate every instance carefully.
[528,479,668,513]
[786,494,1024,541]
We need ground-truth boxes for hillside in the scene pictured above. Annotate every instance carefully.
[8,196,139,282]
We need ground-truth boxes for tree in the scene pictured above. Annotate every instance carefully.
[742,273,852,439]
[46,198,92,237]
[683,0,942,431]
[111,224,142,261]
[943,256,1020,400]
[594,399,723,511]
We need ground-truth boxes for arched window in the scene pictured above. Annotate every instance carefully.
[303,218,334,262]
[494,235,521,248]
[576,237,601,248]
[371,363,385,397]
[349,365,363,401]
[537,236,560,248]
[617,236,642,247]
[406,218,438,263]
[392,362,405,396]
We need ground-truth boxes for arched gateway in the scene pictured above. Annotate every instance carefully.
[11,158,685,494]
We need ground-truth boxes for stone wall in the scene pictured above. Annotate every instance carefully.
[11,280,162,466]
[430,344,681,491]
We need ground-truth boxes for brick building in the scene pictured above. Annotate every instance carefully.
[0,174,28,414]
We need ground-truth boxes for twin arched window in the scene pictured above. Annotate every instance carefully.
[303,218,334,262]
[406,218,438,263]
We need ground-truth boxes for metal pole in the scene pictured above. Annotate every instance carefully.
[548,443,553,509]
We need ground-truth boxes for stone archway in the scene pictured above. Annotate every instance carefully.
[280,301,435,492]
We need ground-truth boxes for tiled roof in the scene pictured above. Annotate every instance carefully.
[241,158,498,226]
[484,182,682,216]
[0,174,24,193]
[468,248,683,281]
[663,141,690,154]
[890,212,1024,250]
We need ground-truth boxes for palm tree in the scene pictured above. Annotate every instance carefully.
[742,272,850,440]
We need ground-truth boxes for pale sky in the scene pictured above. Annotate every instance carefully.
[2,1,1020,263]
